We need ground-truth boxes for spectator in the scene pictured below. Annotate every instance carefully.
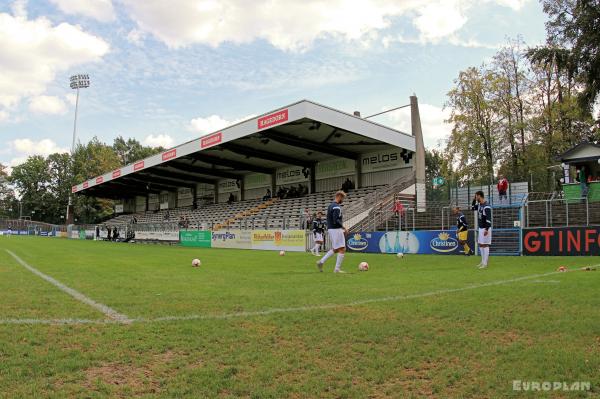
[107,226,112,241]
[288,186,298,198]
[95,225,100,240]
[578,166,589,198]
[341,178,355,193]
[393,199,405,217]
[277,186,286,199]
[263,189,272,201]
[497,175,509,203]
[228,193,235,203]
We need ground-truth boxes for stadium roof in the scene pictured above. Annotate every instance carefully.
[74,99,416,199]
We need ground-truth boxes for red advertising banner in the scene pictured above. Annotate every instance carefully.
[112,169,121,178]
[72,186,78,193]
[201,132,222,149]
[162,149,177,161]
[523,226,600,256]
[96,176,104,184]
[258,109,288,130]
[134,161,144,171]
[83,181,89,189]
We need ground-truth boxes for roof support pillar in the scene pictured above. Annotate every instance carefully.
[239,179,245,201]
[310,165,316,194]
[145,195,149,212]
[355,158,363,189]
[192,185,198,209]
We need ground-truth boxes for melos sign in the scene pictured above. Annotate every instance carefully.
[361,150,404,173]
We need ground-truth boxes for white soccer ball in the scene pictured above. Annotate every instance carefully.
[192,258,201,267]
[358,261,369,271]
[279,250,285,256]
[397,252,404,258]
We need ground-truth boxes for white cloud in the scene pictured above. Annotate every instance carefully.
[28,95,68,115]
[48,0,116,22]
[121,0,530,51]
[0,110,9,123]
[189,114,256,135]
[383,103,452,148]
[413,0,468,43]
[0,3,109,116]
[65,93,77,106]
[126,28,146,46]
[6,138,69,169]
[143,134,173,148]
[121,0,410,51]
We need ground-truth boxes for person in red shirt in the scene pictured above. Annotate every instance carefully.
[497,175,509,203]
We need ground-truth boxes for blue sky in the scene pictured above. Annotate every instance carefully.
[0,0,547,169]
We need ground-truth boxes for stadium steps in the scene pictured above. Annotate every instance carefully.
[347,173,416,233]
[214,198,279,230]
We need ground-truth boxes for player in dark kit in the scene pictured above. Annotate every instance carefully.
[453,206,472,255]
[311,211,326,256]
[316,191,347,273]
[471,191,492,268]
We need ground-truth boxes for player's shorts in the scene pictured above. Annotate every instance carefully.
[314,232,324,242]
[457,230,468,241]
[478,228,492,245]
[328,228,346,250]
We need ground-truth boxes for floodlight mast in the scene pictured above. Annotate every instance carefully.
[66,74,90,224]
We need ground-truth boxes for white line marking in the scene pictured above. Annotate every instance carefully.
[0,269,564,326]
[6,250,131,323]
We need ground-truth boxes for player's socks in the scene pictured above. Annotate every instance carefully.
[482,247,489,266]
[463,243,471,254]
[319,249,334,264]
[334,253,345,272]
[312,243,320,255]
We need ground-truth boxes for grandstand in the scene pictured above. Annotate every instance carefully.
[76,98,427,236]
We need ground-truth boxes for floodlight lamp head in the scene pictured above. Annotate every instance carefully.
[70,74,90,89]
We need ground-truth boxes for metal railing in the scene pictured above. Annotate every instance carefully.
[525,196,599,227]
[347,173,416,232]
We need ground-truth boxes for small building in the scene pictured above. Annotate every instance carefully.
[557,142,600,202]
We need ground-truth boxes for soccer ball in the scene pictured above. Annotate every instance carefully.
[397,252,404,258]
[358,261,369,271]
[279,250,285,256]
[192,258,201,267]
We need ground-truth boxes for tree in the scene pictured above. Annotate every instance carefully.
[112,136,163,166]
[541,0,600,114]
[0,164,17,218]
[425,149,453,202]
[445,66,500,182]
[9,156,52,221]
[72,137,121,224]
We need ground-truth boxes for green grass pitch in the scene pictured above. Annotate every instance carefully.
[0,237,599,398]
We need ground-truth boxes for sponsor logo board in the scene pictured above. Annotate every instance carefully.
[201,132,223,149]
[347,230,474,255]
[258,109,288,130]
[523,227,600,256]
[162,149,177,161]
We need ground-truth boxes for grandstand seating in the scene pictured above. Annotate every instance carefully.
[102,186,386,231]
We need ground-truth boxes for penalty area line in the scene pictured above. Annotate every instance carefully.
[0,269,564,326]
[5,250,131,324]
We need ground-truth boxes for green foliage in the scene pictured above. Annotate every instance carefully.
[0,164,17,218]
[445,33,597,192]
[5,136,162,224]
[542,0,600,111]
[112,136,164,166]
